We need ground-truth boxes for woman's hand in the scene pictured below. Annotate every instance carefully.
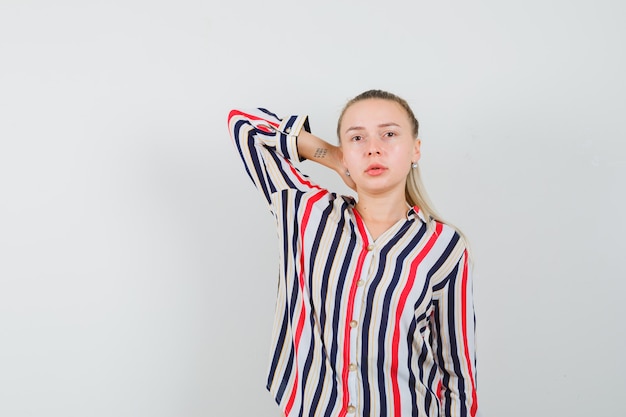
[297,131,357,191]
[334,147,356,191]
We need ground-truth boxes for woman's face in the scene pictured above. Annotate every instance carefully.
[339,98,421,197]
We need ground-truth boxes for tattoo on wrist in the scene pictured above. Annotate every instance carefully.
[314,148,328,158]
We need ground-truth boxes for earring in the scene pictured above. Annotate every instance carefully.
[346,170,351,176]
[411,162,418,169]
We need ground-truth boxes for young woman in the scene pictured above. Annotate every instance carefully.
[227,90,479,417]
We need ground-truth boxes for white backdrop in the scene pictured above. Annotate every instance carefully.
[1,1,624,416]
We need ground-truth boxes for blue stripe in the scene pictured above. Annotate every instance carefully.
[247,135,272,203]
[444,263,468,416]
[299,197,334,417]
[267,191,296,392]
[277,191,303,405]
[406,316,420,415]
[275,345,295,404]
[357,220,416,413]
[431,232,460,292]
[267,150,298,190]
[288,193,304,325]
[425,365,440,415]
[432,299,447,411]
[433,261,468,417]
[322,218,357,417]
[370,220,426,412]
[258,107,281,120]
[308,196,343,413]
[280,115,298,156]
[319,195,346,336]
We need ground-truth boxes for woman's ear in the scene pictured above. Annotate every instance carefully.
[413,138,422,162]
[337,145,347,168]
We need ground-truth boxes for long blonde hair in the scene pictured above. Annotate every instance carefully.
[336,89,443,224]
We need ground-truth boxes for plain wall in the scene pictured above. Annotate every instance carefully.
[1,1,624,416]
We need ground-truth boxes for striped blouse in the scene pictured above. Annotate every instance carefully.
[227,108,479,417]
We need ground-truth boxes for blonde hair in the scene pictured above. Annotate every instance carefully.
[336,89,443,224]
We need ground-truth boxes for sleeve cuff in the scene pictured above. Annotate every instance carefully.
[276,115,310,162]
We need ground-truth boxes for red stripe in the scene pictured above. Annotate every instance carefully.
[284,190,328,415]
[335,210,370,417]
[228,109,280,128]
[390,222,443,416]
[460,252,478,416]
[286,162,322,191]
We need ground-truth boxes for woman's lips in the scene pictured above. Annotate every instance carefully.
[365,164,387,176]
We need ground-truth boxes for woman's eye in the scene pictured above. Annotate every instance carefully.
[384,132,396,138]
[351,135,362,142]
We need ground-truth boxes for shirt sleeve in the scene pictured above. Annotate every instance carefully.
[430,243,479,417]
[227,108,323,210]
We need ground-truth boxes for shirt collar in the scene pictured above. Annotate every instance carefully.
[342,197,427,224]
[407,205,427,223]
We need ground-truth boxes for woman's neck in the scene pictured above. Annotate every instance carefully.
[355,191,408,240]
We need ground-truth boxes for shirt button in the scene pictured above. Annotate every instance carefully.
[367,244,374,251]
[285,127,291,133]
[349,363,358,371]
[357,280,365,287]
[347,405,356,413]
[350,320,358,328]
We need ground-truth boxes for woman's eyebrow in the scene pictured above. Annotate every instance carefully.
[344,122,401,134]
[378,122,401,128]
[344,126,365,134]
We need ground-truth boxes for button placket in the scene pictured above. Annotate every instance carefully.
[345,246,373,414]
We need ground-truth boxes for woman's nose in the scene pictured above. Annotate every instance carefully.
[367,139,381,155]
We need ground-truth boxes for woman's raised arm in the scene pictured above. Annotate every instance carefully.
[227,108,321,206]
[227,108,354,209]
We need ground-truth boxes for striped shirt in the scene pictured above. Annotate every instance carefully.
[227,108,479,417]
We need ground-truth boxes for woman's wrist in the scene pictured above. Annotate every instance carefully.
[297,131,338,168]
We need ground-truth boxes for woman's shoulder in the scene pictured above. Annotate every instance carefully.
[431,219,472,265]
